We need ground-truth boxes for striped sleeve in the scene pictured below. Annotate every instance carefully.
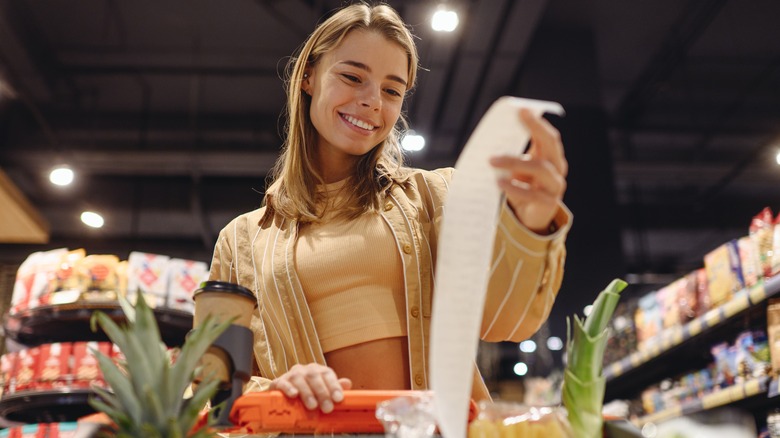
[480,201,572,342]
[209,227,236,283]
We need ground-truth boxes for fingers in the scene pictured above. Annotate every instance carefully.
[489,155,566,198]
[270,364,346,413]
[519,108,568,177]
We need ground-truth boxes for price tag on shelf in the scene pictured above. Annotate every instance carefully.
[702,387,734,409]
[672,327,684,345]
[749,282,767,304]
[608,362,623,378]
[704,308,722,328]
[723,291,749,317]
[661,332,672,350]
[688,318,703,336]
[743,378,765,397]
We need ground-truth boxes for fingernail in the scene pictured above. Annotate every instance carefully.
[333,390,343,402]
[321,400,334,413]
[304,396,317,410]
[286,387,298,397]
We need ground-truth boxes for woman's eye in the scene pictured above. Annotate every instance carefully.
[385,88,403,97]
[342,74,360,83]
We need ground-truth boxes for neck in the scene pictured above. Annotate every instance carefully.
[316,150,358,184]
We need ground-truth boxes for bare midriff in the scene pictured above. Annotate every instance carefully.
[325,336,410,390]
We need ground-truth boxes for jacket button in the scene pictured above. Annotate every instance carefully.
[384,202,393,211]
[414,374,424,387]
[410,306,420,318]
[403,244,412,254]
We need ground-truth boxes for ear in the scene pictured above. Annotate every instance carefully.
[301,69,313,96]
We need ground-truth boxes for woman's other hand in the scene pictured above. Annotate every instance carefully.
[490,108,568,234]
[268,363,353,413]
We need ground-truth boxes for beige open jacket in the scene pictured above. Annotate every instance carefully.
[207,167,572,401]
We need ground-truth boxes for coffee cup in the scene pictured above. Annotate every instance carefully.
[193,281,256,386]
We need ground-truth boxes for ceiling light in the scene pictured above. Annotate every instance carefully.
[519,340,537,353]
[547,336,563,351]
[402,131,426,151]
[49,165,74,186]
[513,362,528,376]
[583,305,593,316]
[81,211,104,228]
[432,8,458,32]
[776,150,780,165]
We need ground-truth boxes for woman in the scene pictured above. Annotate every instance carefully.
[207,2,571,414]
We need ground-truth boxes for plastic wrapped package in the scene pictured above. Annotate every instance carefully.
[467,401,572,438]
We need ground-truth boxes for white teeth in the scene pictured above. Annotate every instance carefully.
[344,114,375,130]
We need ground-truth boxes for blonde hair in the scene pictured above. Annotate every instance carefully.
[266,2,418,222]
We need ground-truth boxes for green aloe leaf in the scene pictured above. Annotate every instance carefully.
[563,278,627,438]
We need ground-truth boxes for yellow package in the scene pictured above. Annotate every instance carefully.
[468,401,572,438]
[77,254,120,301]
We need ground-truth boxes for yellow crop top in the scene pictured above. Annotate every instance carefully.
[295,180,406,353]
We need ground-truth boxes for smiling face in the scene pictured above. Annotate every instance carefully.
[302,29,409,182]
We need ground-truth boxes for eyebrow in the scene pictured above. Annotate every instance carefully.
[338,60,408,88]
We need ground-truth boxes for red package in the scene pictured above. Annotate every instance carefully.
[1,351,19,397]
[72,342,107,389]
[749,207,774,278]
[696,268,711,316]
[38,343,72,390]
[15,347,41,392]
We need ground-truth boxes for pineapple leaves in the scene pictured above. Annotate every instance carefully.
[170,314,234,407]
[89,292,230,437]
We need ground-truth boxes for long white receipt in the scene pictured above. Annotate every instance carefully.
[431,97,564,438]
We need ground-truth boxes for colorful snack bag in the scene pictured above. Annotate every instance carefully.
[749,207,774,278]
[38,343,72,390]
[15,347,40,392]
[0,352,18,397]
[772,211,780,277]
[72,342,101,389]
[166,258,208,313]
[77,254,120,301]
[127,252,170,307]
[767,299,780,376]
[737,236,760,288]
[704,240,744,307]
[49,249,86,305]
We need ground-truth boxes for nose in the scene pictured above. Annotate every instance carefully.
[359,84,381,111]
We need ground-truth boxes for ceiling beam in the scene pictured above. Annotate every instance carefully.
[614,0,728,128]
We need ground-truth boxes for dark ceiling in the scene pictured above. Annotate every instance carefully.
[1,0,780,331]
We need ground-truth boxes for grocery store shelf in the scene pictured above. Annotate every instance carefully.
[4,301,192,347]
[635,376,779,427]
[604,275,780,401]
[0,388,94,423]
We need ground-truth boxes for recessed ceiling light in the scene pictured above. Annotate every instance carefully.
[432,8,458,32]
[402,131,426,151]
[49,165,74,186]
[81,211,104,228]
[513,362,528,376]
[776,150,780,165]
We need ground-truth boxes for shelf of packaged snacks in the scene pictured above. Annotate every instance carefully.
[633,375,780,427]
[3,301,192,347]
[0,388,95,424]
[603,274,780,400]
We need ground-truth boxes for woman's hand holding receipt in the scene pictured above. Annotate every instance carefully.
[490,108,568,234]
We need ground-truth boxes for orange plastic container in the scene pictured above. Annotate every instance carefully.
[229,390,477,434]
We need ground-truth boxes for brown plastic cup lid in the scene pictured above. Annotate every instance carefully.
[193,281,255,302]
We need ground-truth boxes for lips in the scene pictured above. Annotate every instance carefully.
[340,113,377,131]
